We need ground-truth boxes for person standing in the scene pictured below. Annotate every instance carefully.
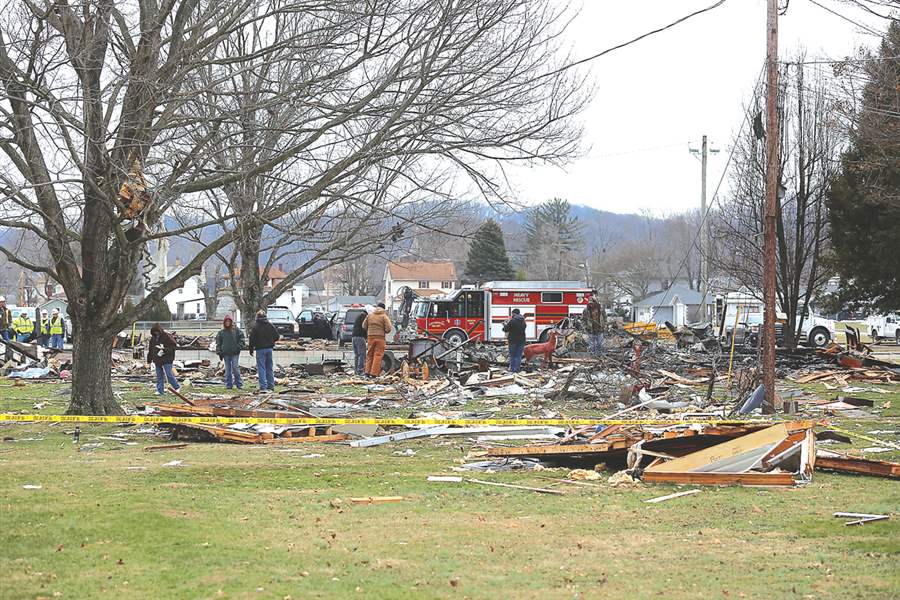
[0,296,11,341]
[249,309,279,393]
[38,310,50,347]
[363,302,392,378]
[351,309,368,376]
[12,310,34,343]
[147,323,179,396]
[503,308,527,373]
[584,295,607,355]
[215,315,245,390]
[48,309,66,349]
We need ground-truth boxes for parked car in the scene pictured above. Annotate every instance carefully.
[336,307,368,347]
[266,306,298,339]
[295,309,334,340]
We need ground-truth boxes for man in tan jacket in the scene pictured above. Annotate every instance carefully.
[362,303,393,377]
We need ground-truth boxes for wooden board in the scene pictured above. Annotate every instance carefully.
[641,471,796,486]
[645,423,790,473]
[816,455,900,479]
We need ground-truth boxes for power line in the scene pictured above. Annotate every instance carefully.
[643,63,766,320]
[785,55,900,65]
[580,142,687,161]
[543,0,730,78]
[807,0,883,35]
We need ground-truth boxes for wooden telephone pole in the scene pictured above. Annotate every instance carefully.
[762,0,779,413]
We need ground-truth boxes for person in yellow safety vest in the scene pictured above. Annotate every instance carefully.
[48,308,66,350]
[39,310,50,347]
[12,311,34,343]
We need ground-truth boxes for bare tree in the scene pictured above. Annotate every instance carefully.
[0,0,587,413]
[713,57,840,347]
[335,255,382,297]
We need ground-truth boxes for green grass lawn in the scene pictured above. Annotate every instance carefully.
[1,381,899,599]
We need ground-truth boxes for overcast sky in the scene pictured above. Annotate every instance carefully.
[506,0,887,215]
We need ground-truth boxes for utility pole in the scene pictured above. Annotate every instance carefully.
[689,135,718,322]
[762,0,779,414]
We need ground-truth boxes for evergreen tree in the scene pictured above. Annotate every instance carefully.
[827,21,900,312]
[523,198,584,280]
[144,298,173,322]
[463,219,516,283]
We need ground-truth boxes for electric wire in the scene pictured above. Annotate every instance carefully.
[643,63,767,321]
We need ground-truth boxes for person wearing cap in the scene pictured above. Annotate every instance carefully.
[147,323,179,396]
[48,308,66,350]
[0,296,12,341]
[12,310,35,343]
[362,302,392,378]
[38,310,50,347]
[215,315,245,390]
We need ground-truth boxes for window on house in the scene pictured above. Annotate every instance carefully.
[541,292,563,303]
[418,281,428,289]
[177,288,183,295]
[441,281,452,289]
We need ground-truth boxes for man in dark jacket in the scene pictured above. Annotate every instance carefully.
[215,315,245,390]
[147,323,179,396]
[584,295,607,355]
[351,310,368,376]
[502,308,527,373]
[249,309,280,393]
[0,296,11,341]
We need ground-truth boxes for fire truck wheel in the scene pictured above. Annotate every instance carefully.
[443,329,467,346]
[871,329,880,343]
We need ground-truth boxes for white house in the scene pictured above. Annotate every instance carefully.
[383,261,457,313]
[272,283,308,317]
[144,239,206,319]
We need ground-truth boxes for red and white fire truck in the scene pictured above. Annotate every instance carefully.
[413,281,594,344]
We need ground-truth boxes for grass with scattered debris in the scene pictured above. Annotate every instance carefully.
[1,381,899,599]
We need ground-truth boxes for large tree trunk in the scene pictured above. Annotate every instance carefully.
[67,329,124,415]
[238,222,264,332]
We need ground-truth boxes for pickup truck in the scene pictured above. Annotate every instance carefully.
[722,307,835,348]
[866,314,900,343]
[266,306,299,339]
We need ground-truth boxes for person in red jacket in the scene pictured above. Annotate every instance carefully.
[147,323,180,396]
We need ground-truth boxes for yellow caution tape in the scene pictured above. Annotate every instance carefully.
[822,424,900,451]
[0,413,766,427]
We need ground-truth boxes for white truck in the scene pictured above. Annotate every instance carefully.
[719,294,835,348]
[865,313,900,344]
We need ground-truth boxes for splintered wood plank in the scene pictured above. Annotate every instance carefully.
[262,434,349,444]
[646,423,790,473]
[657,370,706,385]
[816,455,900,479]
[167,387,196,406]
[143,443,189,452]
[350,496,404,504]
[465,478,565,495]
[641,471,796,486]
[644,489,702,503]
[487,444,615,457]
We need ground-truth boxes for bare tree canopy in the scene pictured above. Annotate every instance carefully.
[714,55,840,347]
[0,0,588,413]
